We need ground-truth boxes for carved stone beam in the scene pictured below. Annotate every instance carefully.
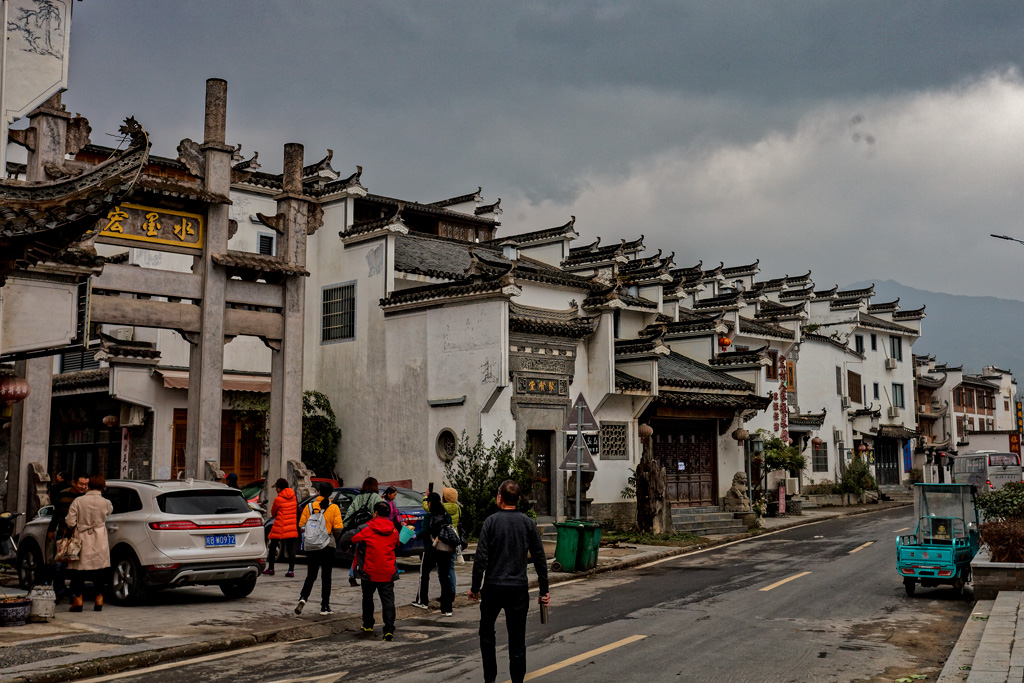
[8,127,36,151]
[256,212,285,233]
[177,138,205,177]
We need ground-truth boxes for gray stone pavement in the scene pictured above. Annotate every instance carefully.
[939,592,1024,683]
[0,501,907,683]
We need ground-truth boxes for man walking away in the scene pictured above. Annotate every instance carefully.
[469,480,550,683]
[296,482,342,616]
[351,501,402,641]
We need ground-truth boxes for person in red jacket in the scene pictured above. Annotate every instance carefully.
[352,501,402,640]
[265,479,298,577]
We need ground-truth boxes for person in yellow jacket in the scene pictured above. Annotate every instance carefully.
[295,482,343,616]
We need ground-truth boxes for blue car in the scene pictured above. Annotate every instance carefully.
[264,486,426,564]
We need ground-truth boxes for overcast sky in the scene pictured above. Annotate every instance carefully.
[54,1,1024,299]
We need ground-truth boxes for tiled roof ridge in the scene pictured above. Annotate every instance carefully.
[721,259,759,277]
[892,305,926,320]
[480,217,576,246]
[858,312,917,334]
[475,198,502,215]
[867,298,900,312]
[658,351,756,391]
[428,187,481,208]
[709,345,770,366]
[381,267,517,308]
[836,284,875,298]
[363,193,498,226]
[738,316,796,340]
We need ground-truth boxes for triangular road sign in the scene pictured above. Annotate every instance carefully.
[559,436,598,473]
[562,393,599,432]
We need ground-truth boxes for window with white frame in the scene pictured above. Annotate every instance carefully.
[257,232,276,256]
[322,282,356,343]
[889,336,903,361]
[892,383,905,409]
[812,442,829,472]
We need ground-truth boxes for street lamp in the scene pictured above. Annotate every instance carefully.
[991,234,1024,247]
[748,432,764,503]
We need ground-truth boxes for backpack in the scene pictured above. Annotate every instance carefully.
[347,494,375,528]
[302,501,333,551]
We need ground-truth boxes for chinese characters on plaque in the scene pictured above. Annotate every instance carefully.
[98,203,204,250]
[516,376,568,396]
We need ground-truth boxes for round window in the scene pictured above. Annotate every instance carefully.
[436,429,457,462]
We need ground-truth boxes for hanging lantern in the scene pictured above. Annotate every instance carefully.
[731,428,749,442]
[638,424,654,439]
[719,337,732,348]
[102,415,119,428]
[0,375,30,404]
[811,436,823,447]
[858,442,869,453]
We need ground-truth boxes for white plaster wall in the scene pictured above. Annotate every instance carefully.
[517,242,565,268]
[795,338,856,480]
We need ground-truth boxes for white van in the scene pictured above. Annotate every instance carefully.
[951,450,1023,491]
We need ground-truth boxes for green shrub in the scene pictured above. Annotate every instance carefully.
[838,457,876,495]
[979,520,1024,562]
[301,391,341,477]
[908,467,923,484]
[442,431,533,538]
[804,478,838,495]
[976,482,1024,521]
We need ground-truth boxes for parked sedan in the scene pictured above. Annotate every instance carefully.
[16,480,267,605]
[264,487,426,564]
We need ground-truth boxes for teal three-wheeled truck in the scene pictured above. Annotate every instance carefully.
[896,483,980,597]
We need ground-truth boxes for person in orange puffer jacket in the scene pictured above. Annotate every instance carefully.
[266,479,298,577]
[352,501,402,640]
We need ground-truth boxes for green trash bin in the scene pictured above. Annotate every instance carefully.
[552,520,602,572]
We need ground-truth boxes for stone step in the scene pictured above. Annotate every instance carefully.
[673,519,748,534]
[670,505,722,514]
[671,512,740,523]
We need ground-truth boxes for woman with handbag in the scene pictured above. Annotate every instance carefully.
[65,475,113,612]
[412,492,456,616]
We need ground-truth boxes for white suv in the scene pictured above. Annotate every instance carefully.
[16,480,267,605]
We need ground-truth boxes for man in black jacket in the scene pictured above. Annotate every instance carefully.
[469,480,550,683]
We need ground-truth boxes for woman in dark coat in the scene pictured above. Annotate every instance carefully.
[412,492,455,615]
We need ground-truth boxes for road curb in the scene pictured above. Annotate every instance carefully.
[4,503,909,683]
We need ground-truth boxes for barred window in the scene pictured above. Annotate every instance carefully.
[812,443,829,472]
[322,282,355,343]
[600,422,628,460]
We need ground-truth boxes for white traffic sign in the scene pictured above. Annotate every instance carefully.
[561,393,598,432]
[559,436,598,473]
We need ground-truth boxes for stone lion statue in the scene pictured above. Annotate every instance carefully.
[722,471,751,513]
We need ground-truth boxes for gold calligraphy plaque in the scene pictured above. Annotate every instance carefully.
[97,203,204,250]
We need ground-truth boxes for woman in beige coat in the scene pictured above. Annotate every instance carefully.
[66,475,113,612]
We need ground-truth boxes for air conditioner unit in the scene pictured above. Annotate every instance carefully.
[885,358,898,370]
[785,477,800,496]
[833,428,843,443]
[841,396,851,410]
[887,406,900,419]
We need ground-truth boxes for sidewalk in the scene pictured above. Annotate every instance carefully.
[0,501,907,683]
[939,592,1023,683]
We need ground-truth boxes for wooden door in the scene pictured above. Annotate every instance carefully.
[527,430,552,516]
[875,438,900,486]
[171,409,187,479]
[653,421,717,507]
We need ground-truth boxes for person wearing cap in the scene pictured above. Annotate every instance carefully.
[265,478,298,577]
[225,472,240,490]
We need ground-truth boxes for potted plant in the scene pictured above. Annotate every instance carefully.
[0,563,32,627]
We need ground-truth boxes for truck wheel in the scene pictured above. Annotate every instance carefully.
[904,577,916,597]
[952,577,965,597]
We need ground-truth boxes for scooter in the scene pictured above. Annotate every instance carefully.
[0,511,23,563]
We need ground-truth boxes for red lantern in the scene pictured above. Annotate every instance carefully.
[102,415,119,428]
[638,424,654,439]
[719,337,732,348]
[811,436,823,447]
[0,375,30,404]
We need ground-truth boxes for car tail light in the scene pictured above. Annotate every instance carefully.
[904,568,915,575]
[988,480,994,489]
[238,518,262,528]
[147,563,180,570]
[149,520,199,530]
[400,514,418,524]
[938,570,953,576]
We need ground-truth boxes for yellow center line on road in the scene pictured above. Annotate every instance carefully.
[265,673,348,683]
[894,527,910,533]
[502,634,647,682]
[849,541,874,554]
[759,571,811,592]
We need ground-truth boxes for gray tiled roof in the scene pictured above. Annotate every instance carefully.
[658,352,754,391]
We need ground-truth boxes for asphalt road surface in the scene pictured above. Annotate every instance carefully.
[82,507,972,683]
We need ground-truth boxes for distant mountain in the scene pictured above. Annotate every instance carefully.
[846,280,1024,375]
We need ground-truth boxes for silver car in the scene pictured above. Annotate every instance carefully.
[16,480,267,605]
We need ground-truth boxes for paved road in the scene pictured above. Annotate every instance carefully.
[83,507,972,683]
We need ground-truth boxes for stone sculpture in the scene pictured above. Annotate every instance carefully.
[723,471,751,513]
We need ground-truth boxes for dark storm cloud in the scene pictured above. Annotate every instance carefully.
[48,1,1024,298]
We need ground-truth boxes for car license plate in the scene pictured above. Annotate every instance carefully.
[205,534,235,547]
